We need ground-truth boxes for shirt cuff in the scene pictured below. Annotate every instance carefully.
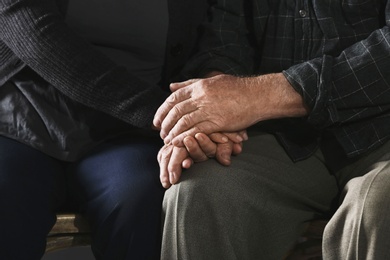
[283,55,338,128]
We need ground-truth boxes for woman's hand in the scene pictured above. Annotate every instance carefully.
[158,131,247,188]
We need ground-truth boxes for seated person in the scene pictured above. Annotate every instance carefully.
[0,0,242,259]
[155,0,390,259]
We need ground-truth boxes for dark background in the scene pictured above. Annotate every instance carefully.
[42,246,94,260]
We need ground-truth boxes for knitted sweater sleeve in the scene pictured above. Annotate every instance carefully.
[0,0,169,128]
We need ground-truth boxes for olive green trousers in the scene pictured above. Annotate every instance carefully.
[161,130,390,260]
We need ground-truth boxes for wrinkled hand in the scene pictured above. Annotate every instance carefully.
[153,74,261,145]
[158,131,247,188]
[153,73,307,145]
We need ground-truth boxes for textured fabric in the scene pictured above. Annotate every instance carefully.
[67,136,165,260]
[1,68,136,161]
[66,0,169,86]
[0,136,67,260]
[183,0,390,161]
[323,139,390,260]
[0,135,165,260]
[161,130,339,260]
[0,0,210,160]
[0,0,210,128]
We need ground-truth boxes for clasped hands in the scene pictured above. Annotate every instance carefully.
[154,72,308,188]
[154,73,264,188]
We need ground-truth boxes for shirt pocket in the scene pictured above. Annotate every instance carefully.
[341,0,381,28]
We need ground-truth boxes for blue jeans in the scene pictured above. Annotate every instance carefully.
[0,135,164,260]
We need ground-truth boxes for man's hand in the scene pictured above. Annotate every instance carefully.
[158,131,247,188]
[153,73,308,145]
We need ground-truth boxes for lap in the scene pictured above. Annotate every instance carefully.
[66,136,165,259]
[0,136,66,210]
[67,136,164,215]
[162,131,339,259]
[0,136,66,259]
[68,136,162,188]
[167,131,338,215]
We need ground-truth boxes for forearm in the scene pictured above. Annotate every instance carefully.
[0,0,168,128]
[248,73,309,121]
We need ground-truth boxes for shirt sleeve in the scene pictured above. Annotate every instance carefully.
[283,22,390,129]
[0,0,169,129]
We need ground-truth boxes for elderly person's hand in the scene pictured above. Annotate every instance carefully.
[153,73,308,145]
[158,131,247,188]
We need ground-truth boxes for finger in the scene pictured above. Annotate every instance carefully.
[183,136,209,162]
[207,132,229,144]
[160,98,198,141]
[157,147,162,164]
[168,146,188,185]
[153,87,191,131]
[215,141,234,166]
[193,133,217,159]
[170,78,201,92]
[239,130,249,141]
[160,89,197,139]
[166,116,218,145]
[182,157,193,169]
[221,132,245,143]
[232,142,243,155]
[159,145,173,189]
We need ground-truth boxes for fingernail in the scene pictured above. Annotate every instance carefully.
[184,137,192,146]
[221,136,228,142]
[236,135,243,142]
[195,134,203,141]
[243,132,248,141]
[172,138,181,146]
[164,136,171,144]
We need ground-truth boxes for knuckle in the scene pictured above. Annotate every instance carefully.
[161,147,172,159]
[181,115,192,127]
[172,105,183,118]
[206,151,216,158]
[218,143,232,152]
[167,164,176,173]
[167,93,178,104]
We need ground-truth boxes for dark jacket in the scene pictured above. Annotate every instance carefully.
[0,0,211,160]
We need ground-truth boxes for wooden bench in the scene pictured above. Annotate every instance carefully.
[46,213,91,253]
[46,213,327,259]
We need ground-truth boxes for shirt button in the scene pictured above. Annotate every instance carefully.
[299,9,307,18]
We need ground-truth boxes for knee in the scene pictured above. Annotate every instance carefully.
[102,177,163,212]
[340,162,390,226]
[163,161,240,216]
[357,167,390,212]
[324,161,390,259]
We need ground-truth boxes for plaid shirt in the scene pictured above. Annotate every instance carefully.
[185,0,390,162]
